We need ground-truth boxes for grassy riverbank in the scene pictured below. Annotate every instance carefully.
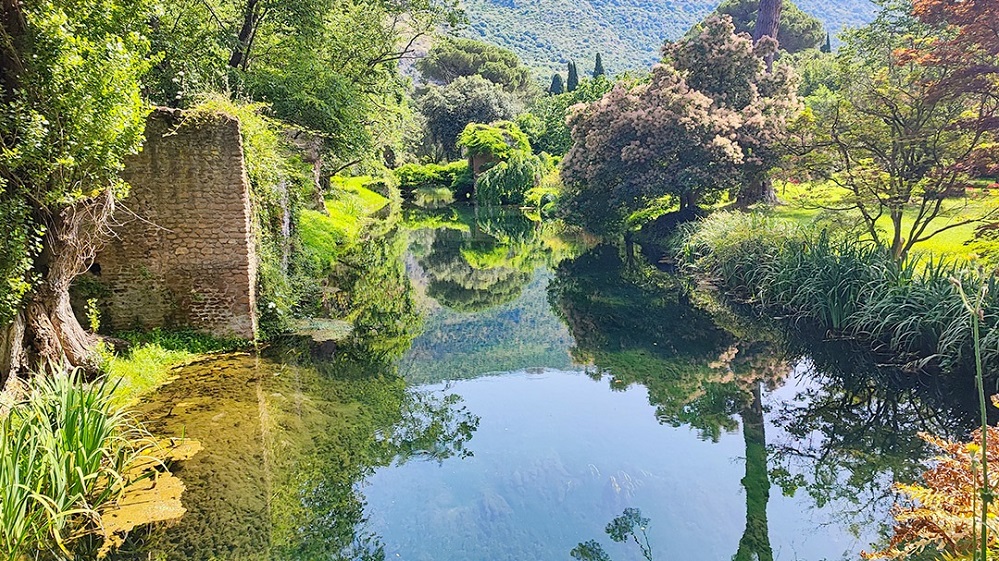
[676,211,999,378]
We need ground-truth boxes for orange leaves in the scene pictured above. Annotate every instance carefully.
[864,428,999,560]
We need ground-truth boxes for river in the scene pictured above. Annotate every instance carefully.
[118,207,977,561]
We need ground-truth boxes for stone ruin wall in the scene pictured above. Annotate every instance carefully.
[95,108,257,339]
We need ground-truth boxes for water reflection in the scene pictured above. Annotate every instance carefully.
[125,208,986,561]
[549,243,977,560]
[119,336,478,561]
[410,207,585,314]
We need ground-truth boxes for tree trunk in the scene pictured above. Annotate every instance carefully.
[890,211,906,262]
[229,0,260,69]
[737,174,778,208]
[1,194,113,381]
[753,0,783,72]
[678,190,697,212]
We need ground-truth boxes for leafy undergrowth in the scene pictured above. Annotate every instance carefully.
[864,428,999,560]
[104,329,249,405]
[299,179,391,266]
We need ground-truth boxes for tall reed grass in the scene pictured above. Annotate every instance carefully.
[679,212,999,374]
[0,372,146,560]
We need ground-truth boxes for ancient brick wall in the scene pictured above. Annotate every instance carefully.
[95,108,257,339]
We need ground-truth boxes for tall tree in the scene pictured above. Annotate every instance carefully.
[0,0,153,379]
[754,0,783,70]
[549,73,565,94]
[417,75,521,160]
[417,37,535,95]
[593,53,606,78]
[561,16,798,233]
[820,32,831,53]
[566,61,579,92]
[713,0,821,54]
[740,0,783,205]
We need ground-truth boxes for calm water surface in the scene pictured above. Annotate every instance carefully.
[128,208,975,561]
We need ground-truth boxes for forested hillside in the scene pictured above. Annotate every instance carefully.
[460,0,876,74]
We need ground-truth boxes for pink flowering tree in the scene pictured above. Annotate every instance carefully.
[560,15,799,233]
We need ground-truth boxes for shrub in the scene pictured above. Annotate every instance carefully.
[474,151,544,206]
[394,161,473,200]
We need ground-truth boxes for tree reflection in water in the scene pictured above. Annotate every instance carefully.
[413,207,580,313]
[552,244,977,560]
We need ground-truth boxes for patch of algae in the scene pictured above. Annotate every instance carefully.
[99,438,203,558]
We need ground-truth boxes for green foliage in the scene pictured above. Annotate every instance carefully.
[526,76,614,155]
[455,0,875,75]
[416,75,521,159]
[679,211,999,375]
[796,5,999,262]
[0,371,144,558]
[116,328,248,354]
[417,36,535,95]
[147,0,460,162]
[457,121,531,160]
[0,191,39,323]
[524,169,562,218]
[791,49,838,97]
[475,151,545,205]
[710,0,825,53]
[0,0,154,321]
[395,161,473,200]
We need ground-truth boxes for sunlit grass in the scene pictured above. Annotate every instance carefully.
[771,180,999,259]
[102,329,248,405]
[103,344,193,406]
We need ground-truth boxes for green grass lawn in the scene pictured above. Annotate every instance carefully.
[299,176,392,265]
[770,180,999,260]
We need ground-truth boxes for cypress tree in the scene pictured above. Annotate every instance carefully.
[593,53,605,78]
[820,32,832,53]
[566,61,579,92]
[549,73,565,94]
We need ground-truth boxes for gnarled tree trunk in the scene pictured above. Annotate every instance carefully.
[0,192,113,382]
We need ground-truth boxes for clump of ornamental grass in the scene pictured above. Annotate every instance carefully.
[678,211,999,374]
[0,371,147,560]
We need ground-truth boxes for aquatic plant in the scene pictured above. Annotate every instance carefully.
[0,371,146,559]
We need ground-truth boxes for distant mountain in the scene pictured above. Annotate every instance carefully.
[458,0,877,77]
